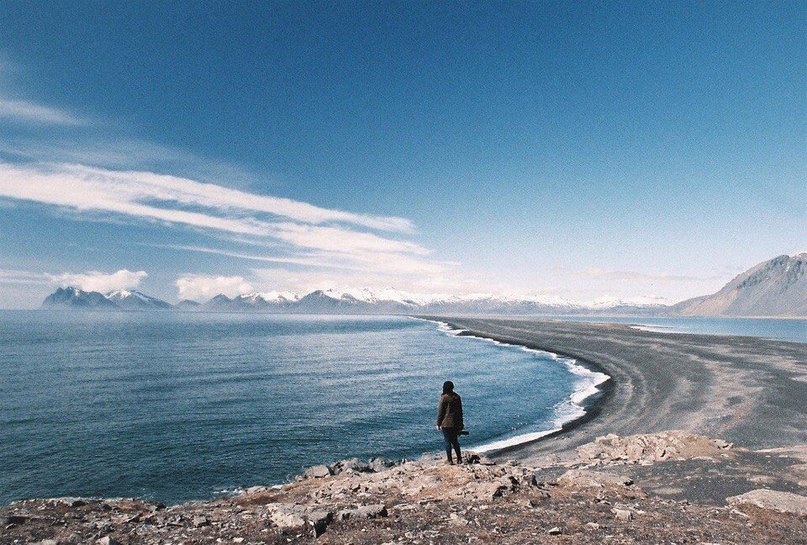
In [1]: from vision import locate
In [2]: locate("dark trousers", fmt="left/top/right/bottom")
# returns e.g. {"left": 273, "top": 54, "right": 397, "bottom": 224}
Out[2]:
{"left": 442, "top": 428, "right": 462, "bottom": 462}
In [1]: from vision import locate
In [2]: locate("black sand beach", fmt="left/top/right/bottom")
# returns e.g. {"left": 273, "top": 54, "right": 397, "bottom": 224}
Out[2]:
{"left": 429, "top": 317, "right": 807, "bottom": 464}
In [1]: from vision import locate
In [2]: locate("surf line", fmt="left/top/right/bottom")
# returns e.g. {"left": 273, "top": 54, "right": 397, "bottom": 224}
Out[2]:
{"left": 411, "top": 317, "right": 611, "bottom": 454}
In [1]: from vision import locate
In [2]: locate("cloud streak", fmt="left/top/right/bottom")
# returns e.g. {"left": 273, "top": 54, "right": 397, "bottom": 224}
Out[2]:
{"left": 0, "top": 98, "right": 85, "bottom": 125}
{"left": 60, "top": 163, "right": 413, "bottom": 233}
{"left": 0, "top": 269, "right": 52, "bottom": 285}
{"left": 0, "top": 161, "right": 421, "bottom": 248}
{"left": 564, "top": 268, "right": 722, "bottom": 282}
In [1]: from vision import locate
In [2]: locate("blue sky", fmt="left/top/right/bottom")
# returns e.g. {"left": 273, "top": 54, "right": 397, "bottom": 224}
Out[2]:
{"left": 0, "top": 1, "right": 804, "bottom": 307}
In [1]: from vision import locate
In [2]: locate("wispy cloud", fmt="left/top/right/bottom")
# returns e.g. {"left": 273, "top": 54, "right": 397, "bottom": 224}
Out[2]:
{"left": 48, "top": 269, "right": 148, "bottom": 292}
{"left": 563, "top": 268, "right": 722, "bottom": 282}
{"left": 0, "top": 269, "right": 52, "bottom": 285}
{"left": 175, "top": 274, "right": 253, "bottom": 300}
{"left": 64, "top": 163, "right": 414, "bottom": 233}
{"left": 149, "top": 243, "right": 452, "bottom": 276}
{"left": 0, "top": 161, "right": 416, "bottom": 236}
{"left": 0, "top": 98, "right": 85, "bottom": 125}
{"left": 0, "top": 138, "right": 261, "bottom": 188}
{"left": 0, "top": 160, "right": 445, "bottom": 286}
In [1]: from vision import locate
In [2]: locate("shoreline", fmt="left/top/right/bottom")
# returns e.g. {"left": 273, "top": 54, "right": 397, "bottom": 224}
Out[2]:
{"left": 452, "top": 323, "right": 616, "bottom": 457}
{"left": 419, "top": 317, "right": 613, "bottom": 455}
{"left": 419, "top": 316, "right": 807, "bottom": 464}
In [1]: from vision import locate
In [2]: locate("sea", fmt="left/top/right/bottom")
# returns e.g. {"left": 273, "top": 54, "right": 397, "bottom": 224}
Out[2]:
{"left": 0, "top": 312, "right": 803, "bottom": 506}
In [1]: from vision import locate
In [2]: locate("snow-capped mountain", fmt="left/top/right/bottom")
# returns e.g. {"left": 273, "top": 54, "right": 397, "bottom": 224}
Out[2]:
{"left": 106, "top": 289, "right": 172, "bottom": 310}
{"left": 42, "top": 287, "right": 119, "bottom": 309}
{"left": 42, "top": 287, "right": 171, "bottom": 310}
{"left": 41, "top": 254, "right": 805, "bottom": 316}
{"left": 40, "top": 285, "right": 673, "bottom": 315}
{"left": 672, "top": 253, "right": 807, "bottom": 317}
{"left": 188, "top": 288, "right": 665, "bottom": 315}
{"left": 200, "top": 292, "right": 299, "bottom": 312}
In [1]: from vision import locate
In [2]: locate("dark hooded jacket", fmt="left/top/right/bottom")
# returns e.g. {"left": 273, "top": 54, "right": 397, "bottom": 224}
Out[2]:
{"left": 436, "top": 392, "right": 463, "bottom": 430}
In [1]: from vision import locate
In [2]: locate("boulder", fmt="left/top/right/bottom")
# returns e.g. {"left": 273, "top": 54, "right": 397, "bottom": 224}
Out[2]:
{"left": 308, "top": 510, "right": 333, "bottom": 537}
{"left": 331, "top": 458, "right": 370, "bottom": 474}
{"left": 727, "top": 489, "right": 807, "bottom": 516}
{"left": 266, "top": 504, "right": 308, "bottom": 530}
{"left": 303, "top": 464, "right": 333, "bottom": 479}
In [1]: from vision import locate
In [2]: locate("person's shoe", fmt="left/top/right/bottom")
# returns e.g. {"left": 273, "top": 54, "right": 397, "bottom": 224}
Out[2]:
{"left": 445, "top": 459, "right": 454, "bottom": 465}
{"left": 456, "top": 458, "right": 463, "bottom": 465}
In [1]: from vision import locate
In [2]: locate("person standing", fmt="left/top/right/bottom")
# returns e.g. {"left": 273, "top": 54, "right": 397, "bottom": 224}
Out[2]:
{"left": 436, "top": 380, "right": 464, "bottom": 464}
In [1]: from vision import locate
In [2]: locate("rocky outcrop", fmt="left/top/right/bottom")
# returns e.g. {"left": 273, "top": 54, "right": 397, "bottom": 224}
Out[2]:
{"left": 727, "top": 489, "right": 807, "bottom": 516}
{"left": 2, "top": 433, "right": 805, "bottom": 544}
{"left": 575, "top": 430, "right": 733, "bottom": 465}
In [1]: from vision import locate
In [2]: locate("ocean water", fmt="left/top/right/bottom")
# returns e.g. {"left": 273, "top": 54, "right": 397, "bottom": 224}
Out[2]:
{"left": 561, "top": 316, "right": 807, "bottom": 344}
{"left": 0, "top": 312, "right": 605, "bottom": 505}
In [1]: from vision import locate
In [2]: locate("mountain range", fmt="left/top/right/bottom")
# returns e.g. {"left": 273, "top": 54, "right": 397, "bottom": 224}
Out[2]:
{"left": 41, "top": 253, "right": 807, "bottom": 317}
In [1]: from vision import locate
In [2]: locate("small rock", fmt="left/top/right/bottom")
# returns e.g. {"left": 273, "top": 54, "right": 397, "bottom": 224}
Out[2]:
{"left": 338, "top": 503, "right": 388, "bottom": 520}
{"left": 548, "top": 526, "right": 562, "bottom": 535}
{"left": 233, "top": 538, "right": 244, "bottom": 544}
{"left": 5, "top": 515, "right": 26, "bottom": 525}
{"left": 613, "top": 508, "right": 633, "bottom": 521}
{"left": 368, "top": 458, "right": 394, "bottom": 472}
{"left": 96, "top": 537, "right": 121, "bottom": 545}
{"left": 449, "top": 513, "right": 469, "bottom": 526}
{"left": 585, "top": 522, "right": 600, "bottom": 530}
{"left": 192, "top": 515, "right": 210, "bottom": 527}
{"left": 714, "top": 439, "right": 732, "bottom": 449}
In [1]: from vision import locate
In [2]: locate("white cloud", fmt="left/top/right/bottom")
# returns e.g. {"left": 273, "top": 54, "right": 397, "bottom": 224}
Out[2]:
{"left": 0, "top": 98, "right": 84, "bottom": 125}
{"left": 0, "top": 161, "right": 413, "bottom": 233}
{"left": 49, "top": 269, "right": 148, "bottom": 292}
{"left": 176, "top": 274, "right": 254, "bottom": 301}
{"left": 0, "top": 161, "right": 424, "bottom": 249}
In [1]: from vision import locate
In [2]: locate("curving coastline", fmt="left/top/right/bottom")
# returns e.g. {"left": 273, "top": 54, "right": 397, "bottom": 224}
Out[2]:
{"left": 421, "top": 318, "right": 612, "bottom": 454}
{"left": 420, "top": 316, "right": 807, "bottom": 465}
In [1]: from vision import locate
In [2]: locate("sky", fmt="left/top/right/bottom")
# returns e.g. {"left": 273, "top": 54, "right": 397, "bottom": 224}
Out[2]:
{"left": 0, "top": 1, "right": 804, "bottom": 308}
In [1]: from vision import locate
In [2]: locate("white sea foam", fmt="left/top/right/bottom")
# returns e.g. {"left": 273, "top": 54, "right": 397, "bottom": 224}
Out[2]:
{"left": 415, "top": 318, "right": 611, "bottom": 454}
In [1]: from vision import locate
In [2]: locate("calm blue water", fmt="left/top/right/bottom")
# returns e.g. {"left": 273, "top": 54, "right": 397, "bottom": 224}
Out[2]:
{"left": 0, "top": 312, "right": 596, "bottom": 505}
{"left": 561, "top": 316, "right": 807, "bottom": 343}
